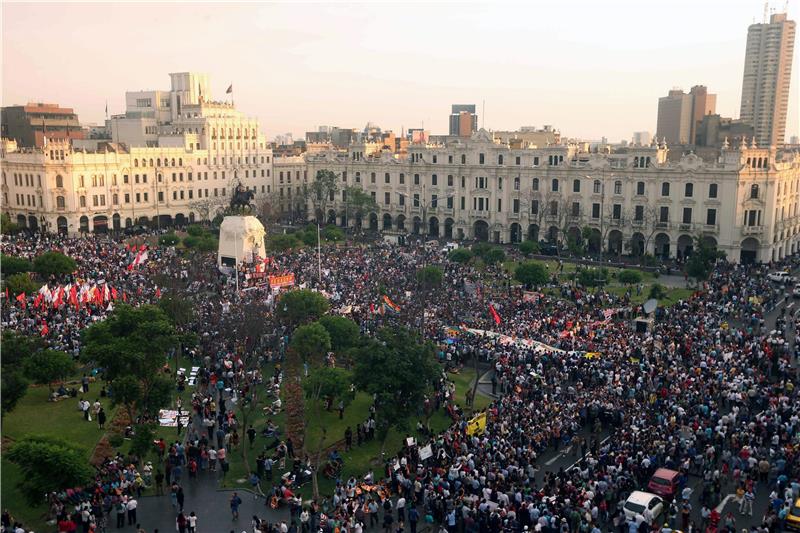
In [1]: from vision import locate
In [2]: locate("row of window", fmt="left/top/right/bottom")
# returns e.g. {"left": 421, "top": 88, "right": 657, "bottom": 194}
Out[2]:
{"left": 132, "top": 155, "right": 270, "bottom": 168}
{"left": 278, "top": 170, "right": 308, "bottom": 184}
{"left": 11, "top": 173, "right": 42, "bottom": 188}
{"left": 66, "top": 184, "right": 272, "bottom": 209}
{"left": 210, "top": 127, "right": 257, "bottom": 140}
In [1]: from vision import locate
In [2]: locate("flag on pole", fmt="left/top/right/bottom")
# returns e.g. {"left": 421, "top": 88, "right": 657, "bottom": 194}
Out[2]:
{"left": 488, "top": 303, "right": 501, "bottom": 326}
{"left": 226, "top": 84, "right": 233, "bottom": 94}
{"left": 40, "top": 323, "right": 49, "bottom": 337}
{"left": 155, "top": 287, "right": 162, "bottom": 299}
{"left": 382, "top": 295, "right": 401, "bottom": 313}
{"left": 16, "top": 292, "right": 26, "bottom": 309}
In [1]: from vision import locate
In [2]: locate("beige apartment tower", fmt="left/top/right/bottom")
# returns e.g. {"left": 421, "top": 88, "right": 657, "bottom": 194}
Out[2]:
{"left": 740, "top": 13, "right": 796, "bottom": 147}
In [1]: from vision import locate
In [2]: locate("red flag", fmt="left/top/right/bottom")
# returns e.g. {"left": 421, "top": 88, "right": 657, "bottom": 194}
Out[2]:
{"left": 4, "top": 287, "right": 8, "bottom": 299}
{"left": 15, "top": 292, "right": 26, "bottom": 309}
{"left": 111, "top": 287, "right": 118, "bottom": 300}
{"left": 94, "top": 287, "right": 104, "bottom": 305}
{"left": 40, "top": 323, "right": 49, "bottom": 337}
{"left": 33, "top": 294, "right": 43, "bottom": 308}
{"left": 488, "top": 304, "right": 501, "bottom": 326}
{"left": 137, "top": 286, "right": 143, "bottom": 296}
{"left": 155, "top": 287, "right": 161, "bottom": 299}
{"left": 139, "top": 244, "right": 146, "bottom": 251}
{"left": 369, "top": 303, "right": 375, "bottom": 314}
{"left": 69, "top": 285, "right": 78, "bottom": 307}
{"left": 122, "top": 292, "right": 128, "bottom": 303}
{"left": 124, "top": 243, "right": 130, "bottom": 251}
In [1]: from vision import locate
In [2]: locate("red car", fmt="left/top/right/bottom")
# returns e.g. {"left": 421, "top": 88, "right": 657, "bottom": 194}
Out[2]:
{"left": 647, "top": 468, "right": 680, "bottom": 499}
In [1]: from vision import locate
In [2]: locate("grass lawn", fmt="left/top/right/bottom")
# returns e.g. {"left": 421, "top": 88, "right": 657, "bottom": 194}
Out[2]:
{"left": 503, "top": 259, "right": 658, "bottom": 283}
{"left": 1, "top": 381, "right": 117, "bottom": 532}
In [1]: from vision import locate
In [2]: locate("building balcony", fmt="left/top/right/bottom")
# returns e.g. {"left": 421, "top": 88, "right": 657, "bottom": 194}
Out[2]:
{"left": 678, "top": 223, "right": 694, "bottom": 232}
{"left": 702, "top": 224, "right": 719, "bottom": 234}
{"left": 742, "top": 225, "right": 764, "bottom": 235}
{"left": 655, "top": 221, "right": 670, "bottom": 229}
{"left": 631, "top": 219, "right": 645, "bottom": 227}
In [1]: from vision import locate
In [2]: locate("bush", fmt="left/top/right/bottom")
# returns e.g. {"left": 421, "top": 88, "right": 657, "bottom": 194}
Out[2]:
{"left": 417, "top": 265, "right": 443, "bottom": 289}
{"left": 196, "top": 236, "right": 218, "bottom": 253}
{"left": 578, "top": 268, "right": 609, "bottom": 288}
{"left": 649, "top": 283, "right": 668, "bottom": 300}
{"left": 515, "top": 261, "right": 549, "bottom": 288}
{"left": 483, "top": 248, "right": 506, "bottom": 265}
{"left": 299, "top": 229, "right": 318, "bottom": 247}
{"left": 471, "top": 242, "right": 493, "bottom": 258}
{"left": 33, "top": 251, "right": 76, "bottom": 278}
{"left": 618, "top": 269, "right": 643, "bottom": 285}
{"left": 158, "top": 233, "right": 180, "bottom": 246}
{"left": 186, "top": 224, "right": 205, "bottom": 237}
{"left": 107, "top": 433, "right": 124, "bottom": 448}
{"left": 518, "top": 240, "right": 539, "bottom": 256}
{"left": 322, "top": 225, "right": 344, "bottom": 242}
{"left": 7, "top": 435, "right": 93, "bottom": 505}
{"left": 448, "top": 248, "right": 472, "bottom": 264}
{"left": 267, "top": 233, "right": 300, "bottom": 253}
{"left": 129, "top": 424, "right": 157, "bottom": 458}
{"left": 4, "top": 272, "right": 37, "bottom": 296}
{"left": 1, "top": 255, "right": 32, "bottom": 276}
{"left": 182, "top": 235, "right": 199, "bottom": 249}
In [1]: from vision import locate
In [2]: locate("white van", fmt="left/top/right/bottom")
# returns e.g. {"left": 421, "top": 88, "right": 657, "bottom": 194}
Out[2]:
{"left": 623, "top": 491, "right": 664, "bottom": 523}
{"left": 768, "top": 271, "right": 793, "bottom": 284}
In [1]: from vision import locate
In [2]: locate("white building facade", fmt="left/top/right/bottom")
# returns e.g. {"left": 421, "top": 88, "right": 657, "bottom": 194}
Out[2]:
{"left": 1, "top": 73, "right": 274, "bottom": 234}
{"left": 307, "top": 129, "right": 800, "bottom": 263}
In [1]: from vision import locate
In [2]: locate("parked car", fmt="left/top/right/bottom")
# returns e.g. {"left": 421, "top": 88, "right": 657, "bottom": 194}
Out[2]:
{"left": 623, "top": 491, "right": 664, "bottom": 523}
{"left": 793, "top": 284, "right": 800, "bottom": 298}
{"left": 647, "top": 468, "right": 680, "bottom": 499}
{"left": 768, "top": 271, "right": 794, "bottom": 283}
{"left": 787, "top": 497, "right": 800, "bottom": 531}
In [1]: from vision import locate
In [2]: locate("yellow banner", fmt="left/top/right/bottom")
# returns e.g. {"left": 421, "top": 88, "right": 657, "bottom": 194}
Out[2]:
{"left": 466, "top": 412, "right": 487, "bottom": 436}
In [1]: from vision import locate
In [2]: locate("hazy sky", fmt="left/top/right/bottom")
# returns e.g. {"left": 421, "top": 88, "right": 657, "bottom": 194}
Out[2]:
{"left": 2, "top": 1, "right": 799, "bottom": 142}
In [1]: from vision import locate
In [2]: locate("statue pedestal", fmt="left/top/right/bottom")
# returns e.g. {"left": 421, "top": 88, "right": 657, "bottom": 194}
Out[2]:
{"left": 217, "top": 216, "right": 266, "bottom": 269}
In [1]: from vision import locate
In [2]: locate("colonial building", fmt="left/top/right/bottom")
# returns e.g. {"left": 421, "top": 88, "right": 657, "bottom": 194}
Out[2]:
{"left": 307, "top": 129, "right": 800, "bottom": 263}
{"left": 1, "top": 73, "right": 274, "bottom": 234}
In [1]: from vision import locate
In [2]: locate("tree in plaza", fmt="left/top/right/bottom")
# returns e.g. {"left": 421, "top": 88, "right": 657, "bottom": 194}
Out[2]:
{"left": 33, "top": 251, "right": 77, "bottom": 278}
{"left": 0, "top": 254, "right": 33, "bottom": 276}
{"left": 515, "top": 261, "right": 549, "bottom": 289}
{"left": 0, "top": 332, "right": 42, "bottom": 414}
{"left": 618, "top": 269, "right": 643, "bottom": 285}
{"left": 309, "top": 169, "right": 339, "bottom": 221}
{"left": 0, "top": 212, "right": 20, "bottom": 234}
{"left": 483, "top": 247, "right": 506, "bottom": 265}
{"left": 342, "top": 185, "right": 377, "bottom": 229}
{"left": 448, "top": 248, "right": 472, "bottom": 264}
{"left": 3, "top": 272, "right": 37, "bottom": 296}
{"left": 7, "top": 435, "right": 93, "bottom": 505}
{"left": 417, "top": 265, "right": 443, "bottom": 290}
{"left": 290, "top": 323, "right": 332, "bottom": 363}
{"left": 276, "top": 289, "right": 330, "bottom": 327}
{"left": 518, "top": 240, "right": 539, "bottom": 257}
{"left": 686, "top": 235, "right": 726, "bottom": 282}
{"left": 353, "top": 326, "right": 440, "bottom": 455}
{"left": 322, "top": 225, "right": 344, "bottom": 242}
{"left": 317, "top": 315, "right": 360, "bottom": 353}
{"left": 82, "top": 304, "right": 179, "bottom": 423}
{"left": 23, "top": 350, "right": 74, "bottom": 393}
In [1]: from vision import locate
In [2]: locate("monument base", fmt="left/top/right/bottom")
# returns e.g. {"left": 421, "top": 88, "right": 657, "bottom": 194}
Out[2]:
{"left": 217, "top": 215, "right": 266, "bottom": 269}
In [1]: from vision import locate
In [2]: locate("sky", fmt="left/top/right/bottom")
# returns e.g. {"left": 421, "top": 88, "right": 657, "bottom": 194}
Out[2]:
{"left": 2, "top": 1, "right": 799, "bottom": 142}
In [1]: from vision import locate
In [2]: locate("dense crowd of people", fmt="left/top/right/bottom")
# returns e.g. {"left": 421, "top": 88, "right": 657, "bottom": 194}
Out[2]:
{"left": 2, "top": 229, "right": 799, "bottom": 533}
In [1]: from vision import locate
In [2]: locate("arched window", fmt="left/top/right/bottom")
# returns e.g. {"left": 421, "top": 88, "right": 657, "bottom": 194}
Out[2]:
{"left": 112, "top": 193, "right": 118, "bottom": 205}
{"left": 79, "top": 176, "right": 85, "bottom": 188}
{"left": 56, "top": 175, "right": 63, "bottom": 188}
{"left": 157, "top": 158, "right": 162, "bottom": 166}
{"left": 751, "top": 184, "right": 759, "bottom": 199}
{"left": 179, "top": 158, "right": 183, "bottom": 166}
{"left": 171, "top": 158, "right": 176, "bottom": 166}
{"left": 551, "top": 179, "right": 559, "bottom": 192}
{"left": 149, "top": 159, "right": 154, "bottom": 166}
{"left": 56, "top": 196, "right": 65, "bottom": 208}
{"left": 532, "top": 178, "right": 539, "bottom": 191}
{"left": 614, "top": 180, "right": 622, "bottom": 195}
{"left": 92, "top": 175, "right": 97, "bottom": 187}
{"left": 498, "top": 154, "right": 504, "bottom": 165}
{"left": 573, "top": 179, "right": 581, "bottom": 193}
{"left": 79, "top": 195, "right": 86, "bottom": 208}
{"left": 514, "top": 177, "right": 520, "bottom": 190}
{"left": 594, "top": 180, "right": 601, "bottom": 194}
{"left": 134, "top": 159, "right": 139, "bottom": 167}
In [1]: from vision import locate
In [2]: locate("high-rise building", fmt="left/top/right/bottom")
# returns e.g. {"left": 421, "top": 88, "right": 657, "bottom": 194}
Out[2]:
{"left": 739, "top": 12, "right": 796, "bottom": 147}
{"left": 449, "top": 104, "right": 477, "bottom": 136}
{"left": 656, "top": 89, "right": 694, "bottom": 144}
{"left": 1, "top": 102, "right": 85, "bottom": 148}
{"left": 689, "top": 85, "right": 716, "bottom": 143}
{"left": 632, "top": 131, "right": 652, "bottom": 146}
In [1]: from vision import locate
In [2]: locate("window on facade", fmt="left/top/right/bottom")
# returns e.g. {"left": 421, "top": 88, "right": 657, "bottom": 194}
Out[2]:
{"left": 612, "top": 204, "right": 621, "bottom": 219}
{"left": 385, "top": 173, "right": 390, "bottom": 184}
{"left": 432, "top": 174, "right": 437, "bottom": 186}
{"left": 706, "top": 209, "right": 716, "bottom": 225}
{"left": 592, "top": 203, "right": 600, "bottom": 218}
{"left": 573, "top": 179, "right": 581, "bottom": 193}
{"left": 370, "top": 172, "right": 376, "bottom": 184}
{"left": 636, "top": 181, "right": 645, "bottom": 195}
{"left": 571, "top": 202, "right": 580, "bottom": 217}
{"left": 399, "top": 173, "right": 404, "bottom": 184}
{"left": 750, "top": 184, "right": 759, "bottom": 199}
{"left": 593, "top": 180, "right": 601, "bottom": 194}
{"left": 659, "top": 206, "right": 669, "bottom": 222}
{"left": 399, "top": 194, "right": 405, "bottom": 206}
{"left": 682, "top": 207, "right": 692, "bottom": 224}
{"left": 661, "top": 183, "right": 670, "bottom": 196}
{"left": 515, "top": 156, "right": 521, "bottom": 165}
{"left": 461, "top": 154, "right": 466, "bottom": 164}
{"left": 498, "top": 155, "right": 504, "bottom": 165}
{"left": 112, "top": 193, "right": 118, "bottom": 205}
{"left": 513, "top": 199, "right": 520, "bottom": 213}
{"left": 56, "top": 175, "right": 63, "bottom": 188}
{"left": 551, "top": 179, "right": 559, "bottom": 192}
{"left": 532, "top": 178, "right": 539, "bottom": 191}
{"left": 79, "top": 196, "right": 86, "bottom": 208}
{"left": 549, "top": 200, "right": 558, "bottom": 216}
{"left": 634, "top": 205, "right": 644, "bottom": 221}
{"left": 708, "top": 183, "right": 718, "bottom": 199}
{"left": 531, "top": 200, "right": 539, "bottom": 215}
{"left": 432, "top": 195, "right": 438, "bottom": 208}
{"left": 413, "top": 194, "right": 420, "bottom": 207}
{"left": 56, "top": 196, "right": 65, "bottom": 208}
{"left": 614, "top": 181, "right": 622, "bottom": 195}
{"left": 384, "top": 192, "right": 390, "bottom": 205}
{"left": 414, "top": 174, "right": 420, "bottom": 185}
{"left": 685, "top": 183, "right": 694, "bottom": 197}
{"left": 124, "top": 193, "right": 130, "bottom": 203}
{"left": 79, "top": 176, "right": 85, "bottom": 188}
{"left": 533, "top": 156, "right": 540, "bottom": 166}
{"left": 479, "top": 153, "right": 485, "bottom": 165}
{"left": 448, "top": 175, "right": 454, "bottom": 187}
